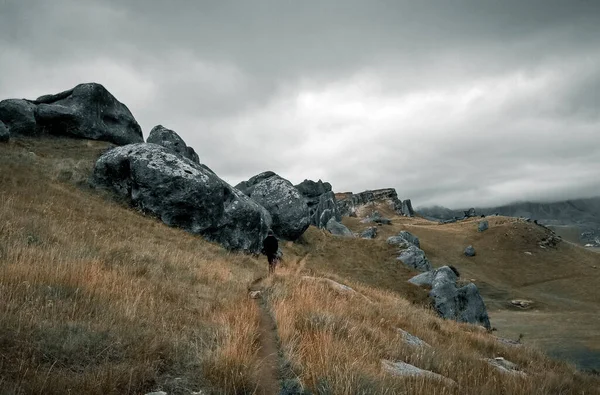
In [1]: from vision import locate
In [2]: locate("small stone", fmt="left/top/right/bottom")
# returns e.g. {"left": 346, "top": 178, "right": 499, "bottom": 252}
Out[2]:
{"left": 510, "top": 299, "right": 533, "bottom": 308}
{"left": 478, "top": 220, "right": 489, "bottom": 232}
{"left": 249, "top": 291, "right": 262, "bottom": 299}
{"left": 524, "top": 251, "right": 533, "bottom": 255}
{"left": 464, "top": 245, "right": 476, "bottom": 256}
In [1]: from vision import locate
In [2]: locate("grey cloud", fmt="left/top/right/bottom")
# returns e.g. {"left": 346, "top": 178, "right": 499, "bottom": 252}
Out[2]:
{"left": 1, "top": 0, "right": 599, "bottom": 209}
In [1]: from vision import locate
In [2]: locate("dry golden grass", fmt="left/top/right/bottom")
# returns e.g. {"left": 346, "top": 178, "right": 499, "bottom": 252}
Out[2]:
{"left": 1, "top": 138, "right": 599, "bottom": 394}
{"left": 0, "top": 138, "right": 267, "bottom": 394}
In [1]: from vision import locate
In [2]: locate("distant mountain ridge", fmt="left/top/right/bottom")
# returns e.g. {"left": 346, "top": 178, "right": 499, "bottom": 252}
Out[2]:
{"left": 417, "top": 197, "right": 600, "bottom": 246}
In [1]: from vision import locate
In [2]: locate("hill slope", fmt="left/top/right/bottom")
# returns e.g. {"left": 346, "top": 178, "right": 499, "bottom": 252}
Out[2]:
{"left": 1, "top": 137, "right": 599, "bottom": 394}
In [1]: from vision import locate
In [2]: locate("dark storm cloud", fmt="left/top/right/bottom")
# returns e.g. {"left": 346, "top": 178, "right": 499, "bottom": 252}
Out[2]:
{"left": 1, "top": 0, "right": 599, "bottom": 208}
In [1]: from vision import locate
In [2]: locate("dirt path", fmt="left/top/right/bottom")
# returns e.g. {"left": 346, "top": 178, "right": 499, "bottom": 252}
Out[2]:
{"left": 249, "top": 278, "right": 281, "bottom": 395}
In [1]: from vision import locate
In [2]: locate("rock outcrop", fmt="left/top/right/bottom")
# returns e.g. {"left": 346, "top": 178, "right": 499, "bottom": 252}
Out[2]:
{"left": 146, "top": 125, "right": 199, "bottom": 163}
{"left": 402, "top": 199, "right": 415, "bottom": 217}
{"left": 337, "top": 188, "right": 404, "bottom": 217}
{"left": 361, "top": 211, "right": 392, "bottom": 225}
{"left": 326, "top": 217, "right": 354, "bottom": 237}
{"left": 360, "top": 227, "right": 377, "bottom": 239}
{"left": 0, "top": 121, "right": 8, "bottom": 142}
{"left": 0, "top": 83, "right": 143, "bottom": 145}
{"left": 0, "top": 99, "right": 38, "bottom": 136}
{"left": 409, "top": 266, "right": 491, "bottom": 329}
{"left": 92, "top": 143, "right": 272, "bottom": 252}
{"left": 397, "top": 245, "right": 432, "bottom": 272}
{"left": 382, "top": 360, "right": 456, "bottom": 387}
{"left": 235, "top": 171, "right": 309, "bottom": 240}
{"left": 295, "top": 179, "right": 342, "bottom": 228}
{"left": 464, "top": 208, "right": 477, "bottom": 218}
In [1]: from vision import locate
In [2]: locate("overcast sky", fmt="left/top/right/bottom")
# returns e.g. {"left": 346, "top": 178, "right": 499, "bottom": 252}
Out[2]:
{"left": 1, "top": 0, "right": 599, "bottom": 208}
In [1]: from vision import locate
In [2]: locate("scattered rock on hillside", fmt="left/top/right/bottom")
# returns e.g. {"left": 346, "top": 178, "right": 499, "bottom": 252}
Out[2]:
{"left": 539, "top": 234, "right": 561, "bottom": 248}
{"left": 236, "top": 171, "right": 309, "bottom": 240}
{"left": 295, "top": 179, "right": 342, "bottom": 228}
{"left": 402, "top": 199, "right": 415, "bottom": 217}
{"left": 399, "top": 231, "right": 420, "bottom": 248}
{"left": 484, "top": 357, "right": 525, "bottom": 376}
{"left": 147, "top": 125, "right": 199, "bottom": 163}
{"left": 360, "top": 227, "right": 378, "bottom": 239}
{"left": 362, "top": 211, "right": 392, "bottom": 225}
{"left": 429, "top": 266, "right": 491, "bottom": 329}
{"left": 397, "top": 245, "right": 432, "bottom": 272}
{"left": 0, "top": 121, "right": 8, "bottom": 142}
{"left": 0, "top": 99, "right": 38, "bottom": 136}
{"left": 478, "top": 220, "right": 489, "bottom": 232}
{"left": 92, "top": 143, "right": 272, "bottom": 252}
{"left": 510, "top": 299, "right": 533, "bottom": 309}
{"left": 397, "top": 328, "right": 431, "bottom": 348}
{"left": 408, "top": 271, "right": 435, "bottom": 286}
{"left": 326, "top": 217, "right": 354, "bottom": 238}
{"left": 464, "top": 208, "right": 477, "bottom": 218}
{"left": 387, "top": 235, "right": 410, "bottom": 247}
{"left": 32, "top": 83, "right": 143, "bottom": 145}
{"left": 381, "top": 360, "right": 456, "bottom": 387}
{"left": 464, "top": 245, "right": 476, "bottom": 257}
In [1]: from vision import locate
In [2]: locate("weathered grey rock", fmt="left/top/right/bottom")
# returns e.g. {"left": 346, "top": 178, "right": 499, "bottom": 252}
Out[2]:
{"left": 387, "top": 235, "right": 410, "bottom": 247}
{"left": 0, "top": 99, "right": 38, "bottom": 136}
{"left": 402, "top": 199, "right": 415, "bottom": 217}
{"left": 398, "top": 231, "right": 420, "bottom": 248}
{"left": 408, "top": 271, "right": 435, "bottom": 286}
{"left": 337, "top": 188, "right": 403, "bottom": 217}
{"left": 397, "top": 328, "right": 431, "bottom": 348}
{"left": 326, "top": 217, "right": 354, "bottom": 237}
{"left": 360, "top": 227, "right": 377, "bottom": 239}
{"left": 397, "top": 245, "right": 432, "bottom": 272}
{"left": 31, "top": 83, "right": 143, "bottom": 145}
{"left": 295, "top": 179, "right": 342, "bottom": 228}
{"left": 381, "top": 360, "right": 456, "bottom": 387}
{"left": 484, "top": 357, "right": 525, "bottom": 376}
{"left": 464, "top": 245, "right": 476, "bottom": 256}
{"left": 147, "top": 125, "right": 199, "bottom": 163}
{"left": 236, "top": 171, "right": 309, "bottom": 240}
{"left": 430, "top": 266, "right": 491, "bottom": 329}
{"left": 464, "top": 208, "right": 477, "bottom": 218}
{"left": 478, "top": 220, "right": 489, "bottom": 232}
{"left": 0, "top": 121, "right": 8, "bottom": 142}
{"left": 92, "top": 143, "right": 272, "bottom": 252}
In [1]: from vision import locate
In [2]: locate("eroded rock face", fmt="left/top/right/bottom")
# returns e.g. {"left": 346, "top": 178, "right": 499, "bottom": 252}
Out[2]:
{"left": 236, "top": 171, "right": 309, "bottom": 240}
{"left": 92, "top": 143, "right": 272, "bottom": 252}
{"left": 295, "top": 179, "right": 342, "bottom": 228}
{"left": 397, "top": 245, "right": 432, "bottom": 272}
{"left": 0, "top": 83, "right": 143, "bottom": 145}
{"left": 0, "top": 99, "right": 38, "bottom": 136}
{"left": 326, "top": 217, "right": 354, "bottom": 237}
{"left": 147, "top": 125, "right": 199, "bottom": 163}
{"left": 0, "top": 121, "right": 8, "bottom": 142}
{"left": 337, "top": 188, "right": 404, "bottom": 217}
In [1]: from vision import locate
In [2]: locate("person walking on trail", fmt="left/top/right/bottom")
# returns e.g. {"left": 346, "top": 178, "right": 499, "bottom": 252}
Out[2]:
{"left": 262, "top": 230, "right": 279, "bottom": 275}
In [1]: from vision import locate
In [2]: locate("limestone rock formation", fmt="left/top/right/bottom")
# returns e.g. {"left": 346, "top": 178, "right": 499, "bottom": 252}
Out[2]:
{"left": 0, "top": 83, "right": 143, "bottom": 145}
{"left": 92, "top": 143, "right": 272, "bottom": 252}
{"left": 295, "top": 179, "right": 342, "bottom": 228}
{"left": 0, "top": 99, "right": 38, "bottom": 136}
{"left": 147, "top": 125, "right": 199, "bottom": 163}
{"left": 402, "top": 199, "right": 415, "bottom": 217}
{"left": 326, "top": 217, "right": 354, "bottom": 237}
{"left": 397, "top": 245, "right": 432, "bottom": 272}
{"left": 235, "top": 171, "right": 309, "bottom": 240}
{"left": 0, "top": 121, "right": 8, "bottom": 142}
{"left": 337, "top": 188, "right": 404, "bottom": 217}
{"left": 382, "top": 360, "right": 456, "bottom": 387}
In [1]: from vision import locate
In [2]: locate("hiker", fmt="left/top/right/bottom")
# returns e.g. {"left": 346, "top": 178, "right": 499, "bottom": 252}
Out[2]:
{"left": 262, "top": 230, "right": 279, "bottom": 275}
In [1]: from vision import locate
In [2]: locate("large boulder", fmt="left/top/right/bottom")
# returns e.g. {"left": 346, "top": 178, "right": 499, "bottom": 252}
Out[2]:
{"left": 0, "top": 99, "right": 38, "bottom": 136}
{"left": 428, "top": 266, "right": 491, "bottom": 329}
{"left": 402, "top": 199, "right": 415, "bottom": 217}
{"left": 0, "top": 121, "right": 8, "bottom": 142}
{"left": 146, "top": 125, "right": 199, "bottom": 163}
{"left": 295, "top": 179, "right": 342, "bottom": 228}
{"left": 235, "top": 171, "right": 309, "bottom": 240}
{"left": 32, "top": 83, "right": 143, "bottom": 145}
{"left": 326, "top": 217, "right": 354, "bottom": 237}
{"left": 91, "top": 143, "right": 272, "bottom": 252}
{"left": 398, "top": 231, "right": 420, "bottom": 248}
{"left": 397, "top": 245, "right": 432, "bottom": 272}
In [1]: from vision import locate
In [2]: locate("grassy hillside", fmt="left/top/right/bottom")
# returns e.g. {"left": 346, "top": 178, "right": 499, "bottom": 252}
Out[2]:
{"left": 1, "top": 137, "right": 599, "bottom": 394}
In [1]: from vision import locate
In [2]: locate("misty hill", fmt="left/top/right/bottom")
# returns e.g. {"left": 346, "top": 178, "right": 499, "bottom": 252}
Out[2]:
{"left": 418, "top": 198, "right": 600, "bottom": 246}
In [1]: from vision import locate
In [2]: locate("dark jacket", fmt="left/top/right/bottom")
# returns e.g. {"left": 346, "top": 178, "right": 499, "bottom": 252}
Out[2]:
{"left": 262, "top": 235, "right": 278, "bottom": 255}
